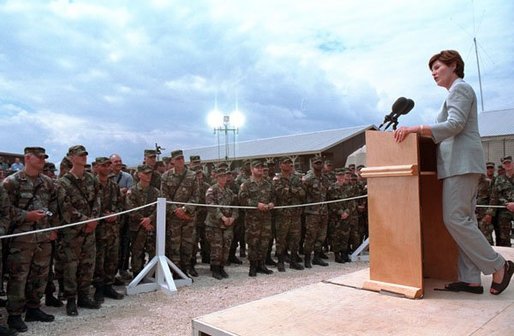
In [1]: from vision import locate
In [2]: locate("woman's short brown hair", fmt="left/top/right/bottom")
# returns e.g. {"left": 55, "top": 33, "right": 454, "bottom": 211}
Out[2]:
{"left": 428, "top": 50, "right": 465, "bottom": 78}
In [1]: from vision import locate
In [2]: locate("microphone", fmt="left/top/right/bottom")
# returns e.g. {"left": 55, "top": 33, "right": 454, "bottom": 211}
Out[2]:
{"left": 381, "top": 97, "right": 415, "bottom": 131}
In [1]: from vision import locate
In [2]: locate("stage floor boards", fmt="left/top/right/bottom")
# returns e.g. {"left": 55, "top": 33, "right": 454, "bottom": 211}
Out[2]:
{"left": 192, "top": 247, "right": 514, "bottom": 336}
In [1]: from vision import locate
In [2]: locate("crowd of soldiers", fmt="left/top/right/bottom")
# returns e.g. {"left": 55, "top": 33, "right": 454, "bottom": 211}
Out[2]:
{"left": 476, "top": 155, "right": 514, "bottom": 247}
{"left": 0, "top": 145, "right": 368, "bottom": 335}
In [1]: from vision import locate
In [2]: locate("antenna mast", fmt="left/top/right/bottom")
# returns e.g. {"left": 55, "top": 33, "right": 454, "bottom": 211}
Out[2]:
{"left": 473, "top": 37, "right": 485, "bottom": 112}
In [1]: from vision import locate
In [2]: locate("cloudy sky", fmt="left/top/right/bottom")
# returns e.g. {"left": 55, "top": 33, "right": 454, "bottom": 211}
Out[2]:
{"left": 1, "top": 0, "right": 513, "bottom": 166}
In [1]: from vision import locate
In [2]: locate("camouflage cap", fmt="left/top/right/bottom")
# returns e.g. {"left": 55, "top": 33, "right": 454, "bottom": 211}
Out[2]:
{"left": 171, "top": 149, "right": 184, "bottom": 159}
{"left": 190, "top": 155, "right": 201, "bottom": 163}
{"left": 68, "top": 145, "right": 88, "bottom": 156}
{"left": 162, "top": 156, "right": 170, "bottom": 164}
{"left": 137, "top": 164, "right": 153, "bottom": 173}
{"left": 502, "top": 155, "right": 512, "bottom": 163}
{"left": 24, "top": 147, "right": 49, "bottom": 159}
{"left": 217, "top": 162, "right": 229, "bottom": 169}
{"left": 251, "top": 159, "right": 264, "bottom": 168}
{"left": 334, "top": 168, "right": 346, "bottom": 175}
{"left": 266, "top": 159, "right": 275, "bottom": 166}
{"left": 144, "top": 149, "right": 157, "bottom": 157}
{"left": 357, "top": 164, "right": 366, "bottom": 170}
{"left": 279, "top": 156, "right": 293, "bottom": 164}
{"left": 311, "top": 155, "right": 323, "bottom": 163}
{"left": 95, "top": 157, "right": 111, "bottom": 165}
{"left": 348, "top": 163, "right": 356, "bottom": 169}
{"left": 215, "top": 167, "right": 228, "bottom": 175}
{"left": 43, "top": 162, "right": 57, "bottom": 171}
{"left": 60, "top": 156, "right": 73, "bottom": 169}
{"left": 486, "top": 162, "right": 495, "bottom": 168}
{"left": 324, "top": 160, "right": 333, "bottom": 165}
{"left": 243, "top": 159, "right": 251, "bottom": 166}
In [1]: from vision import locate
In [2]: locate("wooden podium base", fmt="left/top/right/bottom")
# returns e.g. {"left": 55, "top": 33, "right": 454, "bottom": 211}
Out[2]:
{"left": 362, "top": 280, "right": 423, "bottom": 299}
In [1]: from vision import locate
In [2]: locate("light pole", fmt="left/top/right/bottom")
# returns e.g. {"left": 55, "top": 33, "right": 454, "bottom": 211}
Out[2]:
{"left": 207, "top": 109, "right": 245, "bottom": 161}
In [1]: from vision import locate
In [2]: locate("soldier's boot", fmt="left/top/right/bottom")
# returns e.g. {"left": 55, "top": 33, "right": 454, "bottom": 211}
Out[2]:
{"left": 289, "top": 258, "right": 304, "bottom": 270}
{"left": 265, "top": 252, "right": 277, "bottom": 266}
{"left": 239, "top": 246, "right": 246, "bottom": 258}
{"left": 319, "top": 251, "right": 329, "bottom": 259}
{"left": 248, "top": 261, "right": 257, "bottom": 277}
{"left": 277, "top": 255, "right": 286, "bottom": 272}
{"left": 220, "top": 266, "right": 229, "bottom": 279}
{"left": 211, "top": 265, "right": 223, "bottom": 280}
{"left": 0, "top": 325, "right": 17, "bottom": 336}
{"left": 201, "top": 253, "right": 210, "bottom": 264}
{"left": 304, "top": 253, "right": 312, "bottom": 269}
{"left": 294, "top": 252, "right": 303, "bottom": 263}
{"left": 187, "top": 265, "right": 199, "bottom": 277}
{"left": 228, "top": 254, "right": 243, "bottom": 265}
{"left": 312, "top": 252, "right": 329, "bottom": 266}
{"left": 77, "top": 296, "right": 101, "bottom": 309}
{"left": 283, "top": 252, "right": 291, "bottom": 264}
{"left": 94, "top": 286, "right": 105, "bottom": 303}
{"left": 7, "top": 315, "right": 27, "bottom": 333}
{"left": 334, "top": 252, "right": 344, "bottom": 264}
{"left": 342, "top": 251, "right": 351, "bottom": 263}
{"left": 45, "top": 293, "right": 63, "bottom": 307}
{"left": 256, "top": 261, "right": 274, "bottom": 275}
{"left": 103, "top": 285, "right": 124, "bottom": 300}
{"left": 24, "top": 307, "right": 55, "bottom": 322}
{"left": 66, "top": 298, "right": 78, "bottom": 316}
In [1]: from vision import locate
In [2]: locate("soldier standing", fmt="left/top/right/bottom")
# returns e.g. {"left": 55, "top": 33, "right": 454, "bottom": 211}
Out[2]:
{"left": 143, "top": 149, "right": 161, "bottom": 190}
{"left": 239, "top": 159, "right": 275, "bottom": 277}
{"left": 3, "top": 147, "right": 58, "bottom": 332}
{"left": 328, "top": 168, "right": 353, "bottom": 263}
{"left": 272, "top": 157, "right": 305, "bottom": 272}
{"left": 126, "top": 165, "right": 160, "bottom": 277}
{"left": 93, "top": 157, "right": 124, "bottom": 303}
{"left": 57, "top": 145, "right": 101, "bottom": 316}
{"left": 228, "top": 160, "right": 251, "bottom": 264}
{"left": 476, "top": 171, "right": 493, "bottom": 245}
{"left": 302, "top": 156, "right": 330, "bottom": 268}
{"left": 160, "top": 150, "right": 199, "bottom": 277}
{"left": 205, "top": 167, "right": 238, "bottom": 280}
{"left": 0, "top": 184, "right": 16, "bottom": 336}
{"left": 190, "top": 156, "right": 211, "bottom": 265}
{"left": 484, "top": 156, "right": 513, "bottom": 247}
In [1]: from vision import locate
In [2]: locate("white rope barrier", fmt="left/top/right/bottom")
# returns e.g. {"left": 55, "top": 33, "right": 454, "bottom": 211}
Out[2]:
{"left": 0, "top": 201, "right": 157, "bottom": 240}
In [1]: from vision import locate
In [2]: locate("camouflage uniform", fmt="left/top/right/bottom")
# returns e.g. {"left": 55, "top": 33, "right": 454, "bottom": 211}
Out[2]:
{"left": 486, "top": 173, "right": 513, "bottom": 247}
{"left": 230, "top": 169, "right": 251, "bottom": 259}
{"left": 0, "top": 184, "right": 10, "bottom": 298}
{"left": 328, "top": 179, "right": 355, "bottom": 257}
{"left": 238, "top": 174, "right": 275, "bottom": 265}
{"left": 192, "top": 175, "right": 211, "bottom": 264}
{"left": 93, "top": 177, "right": 123, "bottom": 288}
{"left": 272, "top": 170, "right": 305, "bottom": 265}
{"left": 126, "top": 182, "right": 160, "bottom": 275}
{"left": 160, "top": 167, "right": 199, "bottom": 271}
{"left": 3, "top": 170, "right": 58, "bottom": 315}
{"left": 57, "top": 171, "right": 101, "bottom": 300}
{"left": 476, "top": 175, "right": 493, "bottom": 244}
{"left": 205, "top": 182, "right": 238, "bottom": 267}
{"left": 302, "top": 167, "right": 330, "bottom": 263}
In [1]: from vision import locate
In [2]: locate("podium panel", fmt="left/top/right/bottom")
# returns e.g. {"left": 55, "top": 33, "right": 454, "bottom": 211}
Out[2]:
{"left": 361, "top": 131, "right": 458, "bottom": 299}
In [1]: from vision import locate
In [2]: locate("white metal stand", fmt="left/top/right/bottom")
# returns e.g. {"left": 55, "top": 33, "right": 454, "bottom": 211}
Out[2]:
{"left": 350, "top": 237, "right": 369, "bottom": 262}
{"left": 126, "top": 198, "right": 192, "bottom": 295}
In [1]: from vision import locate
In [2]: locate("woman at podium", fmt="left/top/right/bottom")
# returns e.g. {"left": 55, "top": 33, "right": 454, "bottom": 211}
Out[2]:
{"left": 393, "top": 49, "right": 513, "bottom": 296}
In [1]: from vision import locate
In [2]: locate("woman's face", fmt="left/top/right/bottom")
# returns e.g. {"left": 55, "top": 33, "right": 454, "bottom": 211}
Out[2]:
{"left": 431, "top": 60, "right": 457, "bottom": 89}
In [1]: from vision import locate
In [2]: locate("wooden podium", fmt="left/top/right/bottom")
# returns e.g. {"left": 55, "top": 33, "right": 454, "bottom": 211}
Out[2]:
{"left": 360, "top": 131, "right": 458, "bottom": 299}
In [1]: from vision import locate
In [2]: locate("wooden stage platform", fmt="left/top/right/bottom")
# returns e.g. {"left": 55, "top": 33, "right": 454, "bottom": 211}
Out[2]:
{"left": 192, "top": 247, "right": 514, "bottom": 335}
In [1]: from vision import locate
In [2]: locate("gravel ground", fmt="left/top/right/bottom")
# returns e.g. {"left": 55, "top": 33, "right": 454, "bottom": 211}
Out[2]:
{"left": 2, "top": 255, "right": 367, "bottom": 336}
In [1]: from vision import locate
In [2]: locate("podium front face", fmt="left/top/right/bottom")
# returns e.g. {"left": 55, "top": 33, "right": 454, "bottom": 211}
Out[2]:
{"left": 361, "top": 131, "right": 457, "bottom": 299}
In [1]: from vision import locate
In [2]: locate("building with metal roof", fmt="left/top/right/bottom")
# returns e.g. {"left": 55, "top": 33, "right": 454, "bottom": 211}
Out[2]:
{"left": 184, "top": 124, "right": 376, "bottom": 172}
{"left": 479, "top": 109, "right": 514, "bottom": 165}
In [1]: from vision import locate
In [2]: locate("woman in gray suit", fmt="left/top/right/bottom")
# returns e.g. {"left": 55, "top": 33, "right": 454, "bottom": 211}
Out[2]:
{"left": 393, "top": 50, "right": 513, "bottom": 295}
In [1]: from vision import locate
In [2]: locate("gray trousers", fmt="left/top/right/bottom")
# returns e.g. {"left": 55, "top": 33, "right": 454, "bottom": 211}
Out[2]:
{"left": 442, "top": 173, "right": 505, "bottom": 283}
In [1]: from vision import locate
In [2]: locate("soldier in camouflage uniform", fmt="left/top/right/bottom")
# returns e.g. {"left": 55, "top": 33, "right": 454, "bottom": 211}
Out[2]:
{"left": 126, "top": 165, "right": 160, "bottom": 277}
{"left": 302, "top": 156, "right": 330, "bottom": 268}
{"left": 205, "top": 167, "right": 239, "bottom": 280}
{"left": 476, "top": 168, "right": 494, "bottom": 245}
{"left": 239, "top": 159, "right": 276, "bottom": 277}
{"left": 190, "top": 156, "right": 211, "bottom": 265}
{"left": 2, "top": 147, "right": 58, "bottom": 332}
{"left": 0, "top": 183, "right": 16, "bottom": 336}
{"left": 92, "top": 157, "right": 124, "bottom": 303}
{"left": 160, "top": 150, "right": 199, "bottom": 277}
{"left": 144, "top": 149, "right": 162, "bottom": 190}
{"left": 356, "top": 165, "right": 368, "bottom": 243}
{"left": 57, "top": 145, "right": 102, "bottom": 316}
{"left": 228, "top": 160, "right": 251, "bottom": 264}
{"left": 272, "top": 157, "right": 305, "bottom": 271}
{"left": 328, "top": 168, "right": 354, "bottom": 263}
{"left": 484, "top": 156, "right": 513, "bottom": 247}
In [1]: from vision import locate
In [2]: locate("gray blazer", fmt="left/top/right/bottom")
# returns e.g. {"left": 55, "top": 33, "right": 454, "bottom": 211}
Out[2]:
{"left": 431, "top": 78, "right": 485, "bottom": 179}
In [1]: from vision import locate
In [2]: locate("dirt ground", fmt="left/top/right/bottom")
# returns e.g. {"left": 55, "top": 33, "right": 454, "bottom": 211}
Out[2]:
{"left": 7, "top": 256, "right": 368, "bottom": 336}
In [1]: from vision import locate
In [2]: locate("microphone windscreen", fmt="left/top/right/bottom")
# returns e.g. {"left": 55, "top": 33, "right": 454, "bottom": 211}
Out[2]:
{"left": 391, "top": 97, "right": 407, "bottom": 115}
{"left": 401, "top": 99, "right": 415, "bottom": 115}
